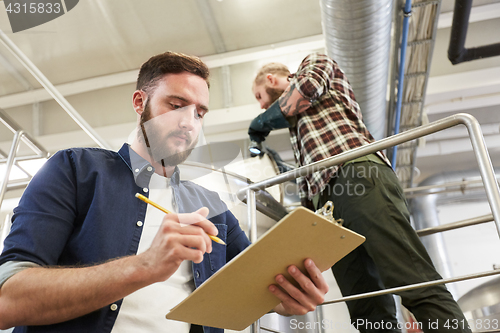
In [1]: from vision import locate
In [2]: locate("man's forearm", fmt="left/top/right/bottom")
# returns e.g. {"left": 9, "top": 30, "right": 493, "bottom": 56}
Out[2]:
{"left": 279, "top": 83, "right": 312, "bottom": 117}
{"left": 0, "top": 254, "right": 153, "bottom": 329}
{"left": 0, "top": 210, "right": 217, "bottom": 330}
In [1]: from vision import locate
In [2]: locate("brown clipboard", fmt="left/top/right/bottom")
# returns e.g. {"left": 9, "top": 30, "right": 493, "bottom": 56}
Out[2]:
{"left": 166, "top": 206, "right": 365, "bottom": 330}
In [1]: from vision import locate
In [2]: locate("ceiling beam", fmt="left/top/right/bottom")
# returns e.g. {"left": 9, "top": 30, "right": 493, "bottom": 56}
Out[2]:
{"left": 1, "top": 2, "right": 498, "bottom": 111}
{"left": 425, "top": 66, "right": 500, "bottom": 114}
{"left": 425, "top": 91, "right": 500, "bottom": 114}
{"left": 0, "top": 51, "right": 32, "bottom": 91}
{"left": 0, "top": 34, "right": 325, "bottom": 109}
{"left": 0, "top": 70, "right": 138, "bottom": 109}
{"left": 202, "top": 34, "right": 325, "bottom": 68}
{"left": 417, "top": 133, "right": 500, "bottom": 157}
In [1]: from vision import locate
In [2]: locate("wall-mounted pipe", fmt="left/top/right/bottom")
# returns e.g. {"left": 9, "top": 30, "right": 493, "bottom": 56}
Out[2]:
{"left": 391, "top": 0, "right": 413, "bottom": 168}
{"left": 448, "top": 0, "right": 500, "bottom": 64}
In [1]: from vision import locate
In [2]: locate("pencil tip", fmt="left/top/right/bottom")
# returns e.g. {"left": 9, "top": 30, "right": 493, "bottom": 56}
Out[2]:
{"left": 135, "top": 193, "right": 140, "bottom": 198}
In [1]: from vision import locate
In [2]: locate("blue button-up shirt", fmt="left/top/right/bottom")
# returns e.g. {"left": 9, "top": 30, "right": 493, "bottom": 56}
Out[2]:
{"left": 0, "top": 144, "right": 251, "bottom": 333}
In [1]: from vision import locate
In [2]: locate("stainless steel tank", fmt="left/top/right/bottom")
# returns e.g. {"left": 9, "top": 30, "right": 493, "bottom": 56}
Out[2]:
{"left": 458, "top": 276, "right": 500, "bottom": 332}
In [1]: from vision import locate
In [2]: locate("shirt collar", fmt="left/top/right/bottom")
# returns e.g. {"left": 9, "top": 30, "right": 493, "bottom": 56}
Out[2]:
{"left": 118, "top": 143, "right": 180, "bottom": 188}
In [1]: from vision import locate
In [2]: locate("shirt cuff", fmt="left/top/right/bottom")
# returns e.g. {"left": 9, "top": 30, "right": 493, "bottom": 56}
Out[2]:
{"left": 0, "top": 261, "right": 40, "bottom": 288}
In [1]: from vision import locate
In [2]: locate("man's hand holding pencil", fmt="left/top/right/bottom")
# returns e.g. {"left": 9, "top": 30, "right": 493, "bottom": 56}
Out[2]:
{"left": 137, "top": 202, "right": 219, "bottom": 283}
{"left": 136, "top": 193, "right": 225, "bottom": 245}
{"left": 135, "top": 194, "right": 329, "bottom": 318}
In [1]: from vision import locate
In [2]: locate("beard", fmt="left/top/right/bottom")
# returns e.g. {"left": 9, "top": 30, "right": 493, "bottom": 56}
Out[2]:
{"left": 138, "top": 100, "right": 198, "bottom": 166}
{"left": 266, "top": 86, "right": 285, "bottom": 105}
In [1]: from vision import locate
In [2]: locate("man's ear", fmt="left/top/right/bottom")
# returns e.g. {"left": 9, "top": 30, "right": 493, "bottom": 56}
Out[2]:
{"left": 266, "top": 73, "right": 278, "bottom": 87}
{"left": 132, "top": 90, "right": 147, "bottom": 115}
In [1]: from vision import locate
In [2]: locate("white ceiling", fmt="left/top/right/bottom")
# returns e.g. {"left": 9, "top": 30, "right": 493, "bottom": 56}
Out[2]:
{"left": 1, "top": 0, "right": 500, "bottom": 198}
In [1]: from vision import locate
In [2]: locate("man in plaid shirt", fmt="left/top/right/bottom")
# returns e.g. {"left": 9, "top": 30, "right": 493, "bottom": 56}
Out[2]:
{"left": 249, "top": 53, "right": 470, "bottom": 333}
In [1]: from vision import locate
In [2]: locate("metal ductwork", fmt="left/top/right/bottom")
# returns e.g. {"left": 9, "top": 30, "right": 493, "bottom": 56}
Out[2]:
{"left": 320, "top": 0, "right": 393, "bottom": 141}
{"left": 410, "top": 169, "right": 500, "bottom": 285}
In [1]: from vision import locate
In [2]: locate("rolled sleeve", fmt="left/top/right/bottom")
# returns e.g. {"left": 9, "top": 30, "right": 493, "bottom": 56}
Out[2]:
{"left": 0, "top": 261, "right": 40, "bottom": 288}
{"left": 288, "top": 53, "right": 336, "bottom": 102}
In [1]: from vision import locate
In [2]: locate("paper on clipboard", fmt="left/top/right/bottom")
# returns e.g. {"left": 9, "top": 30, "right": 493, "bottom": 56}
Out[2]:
{"left": 166, "top": 206, "right": 365, "bottom": 330}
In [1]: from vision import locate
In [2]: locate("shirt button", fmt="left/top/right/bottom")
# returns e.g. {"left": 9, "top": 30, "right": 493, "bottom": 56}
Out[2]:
{"left": 110, "top": 304, "right": 118, "bottom": 311}
{"left": 137, "top": 221, "right": 143, "bottom": 227}
{"left": 143, "top": 188, "right": 148, "bottom": 193}
{"left": 147, "top": 166, "right": 153, "bottom": 172}
{"left": 134, "top": 168, "right": 140, "bottom": 173}
{"left": 195, "top": 271, "right": 200, "bottom": 279}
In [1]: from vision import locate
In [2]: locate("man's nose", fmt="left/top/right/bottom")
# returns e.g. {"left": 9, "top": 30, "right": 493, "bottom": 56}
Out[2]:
{"left": 178, "top": 105, "right": 196, "bottom": 130}
{"left": 259, "top": 101, "right": 267, "bottom": 109}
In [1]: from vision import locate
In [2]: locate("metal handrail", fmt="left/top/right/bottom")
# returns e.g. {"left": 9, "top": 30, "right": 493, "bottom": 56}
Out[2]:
{"left": 0, "top": 109, "right": 48, "bottom": 159}
{"left": 260, "top": 268, "right": 500, "bottom": 333}
{"left": 0, "top": 131, "right": 24, "bottom": 211}
{"left": 404, "top": 179, "right": 486, "bottom": 193}
{"left": 403, "top": 177, "right": 500, "bottom": 199}
{"left": 239, "top": 113, "right": 500, "bottom": 331}
{"left": 322, "top": 269, "right": 500, "bottom": 305}
{"left": 416, "top": 214, "right": 494, "bottom": 237}
{"left": 238, "top": 113, "right": 500, "bottom": 237}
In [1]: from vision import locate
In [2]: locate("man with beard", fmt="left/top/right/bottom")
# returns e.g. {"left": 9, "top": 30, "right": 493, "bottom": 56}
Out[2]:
{"left": 249, "top": 53, "right": 471, "bottom": 333}
{"left": 0, "top": 52, "right": 329, "bottom": 333}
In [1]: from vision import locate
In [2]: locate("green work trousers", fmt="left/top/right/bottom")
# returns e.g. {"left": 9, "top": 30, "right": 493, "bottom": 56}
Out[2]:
{"left": 318, "top": 161, "right": 471, "bottom": 333}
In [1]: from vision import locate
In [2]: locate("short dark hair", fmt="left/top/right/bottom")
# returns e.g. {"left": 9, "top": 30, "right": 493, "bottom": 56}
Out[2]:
{"left": 136, "top": 51, "right": 210, "bottom": 94}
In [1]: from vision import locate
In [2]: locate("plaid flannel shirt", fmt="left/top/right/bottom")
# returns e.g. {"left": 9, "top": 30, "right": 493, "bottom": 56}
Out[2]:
{"left": 280, "top": 53, "right": 390, "bottom": 201}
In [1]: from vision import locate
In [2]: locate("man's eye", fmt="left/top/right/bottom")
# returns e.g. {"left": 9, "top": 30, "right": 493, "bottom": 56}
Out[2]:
{"left": 195, "top": 111, "right": 205, "bottom": 119}
{"left": 171, "top": 104, "right": 182, "bottom": 109}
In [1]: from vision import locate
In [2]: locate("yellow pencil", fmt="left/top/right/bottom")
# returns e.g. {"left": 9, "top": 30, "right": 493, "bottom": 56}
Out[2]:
{"left": 135, "top": 193, "right": 226, "bottom": 245}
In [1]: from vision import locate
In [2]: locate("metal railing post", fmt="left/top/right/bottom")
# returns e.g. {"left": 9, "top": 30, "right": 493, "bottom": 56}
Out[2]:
{"left": 247, "top": 188, "right": 258, "bottom": 243}
{"left": 246, "top": 188, "right": 260, "bottom": 332}
{"left": 250, "top": 320, "right": 261, "bottom": 333}
{"left": 0, "top": 109, "right": 48, "bottom": 159}
{"left": 460, "top": 114, "right": 500, "bottom": 237}
{"left": 0, "top": 130, "right": 24, "bottom": 211}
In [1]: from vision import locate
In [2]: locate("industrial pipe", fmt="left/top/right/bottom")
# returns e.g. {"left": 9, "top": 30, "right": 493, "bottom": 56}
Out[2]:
{"left": 391, "top": 0, "right": 412, "bottom": 168}
{"left": 0, "top": 131, "right": 23, "bottom": 211}
{"left": 448, "top": 0, "right": 500, "bottom": 64}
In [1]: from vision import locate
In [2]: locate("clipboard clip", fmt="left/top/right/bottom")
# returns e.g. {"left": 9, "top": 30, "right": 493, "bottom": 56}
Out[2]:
{"left": 315, "top": 201, "right": 344, "bottom": 226}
